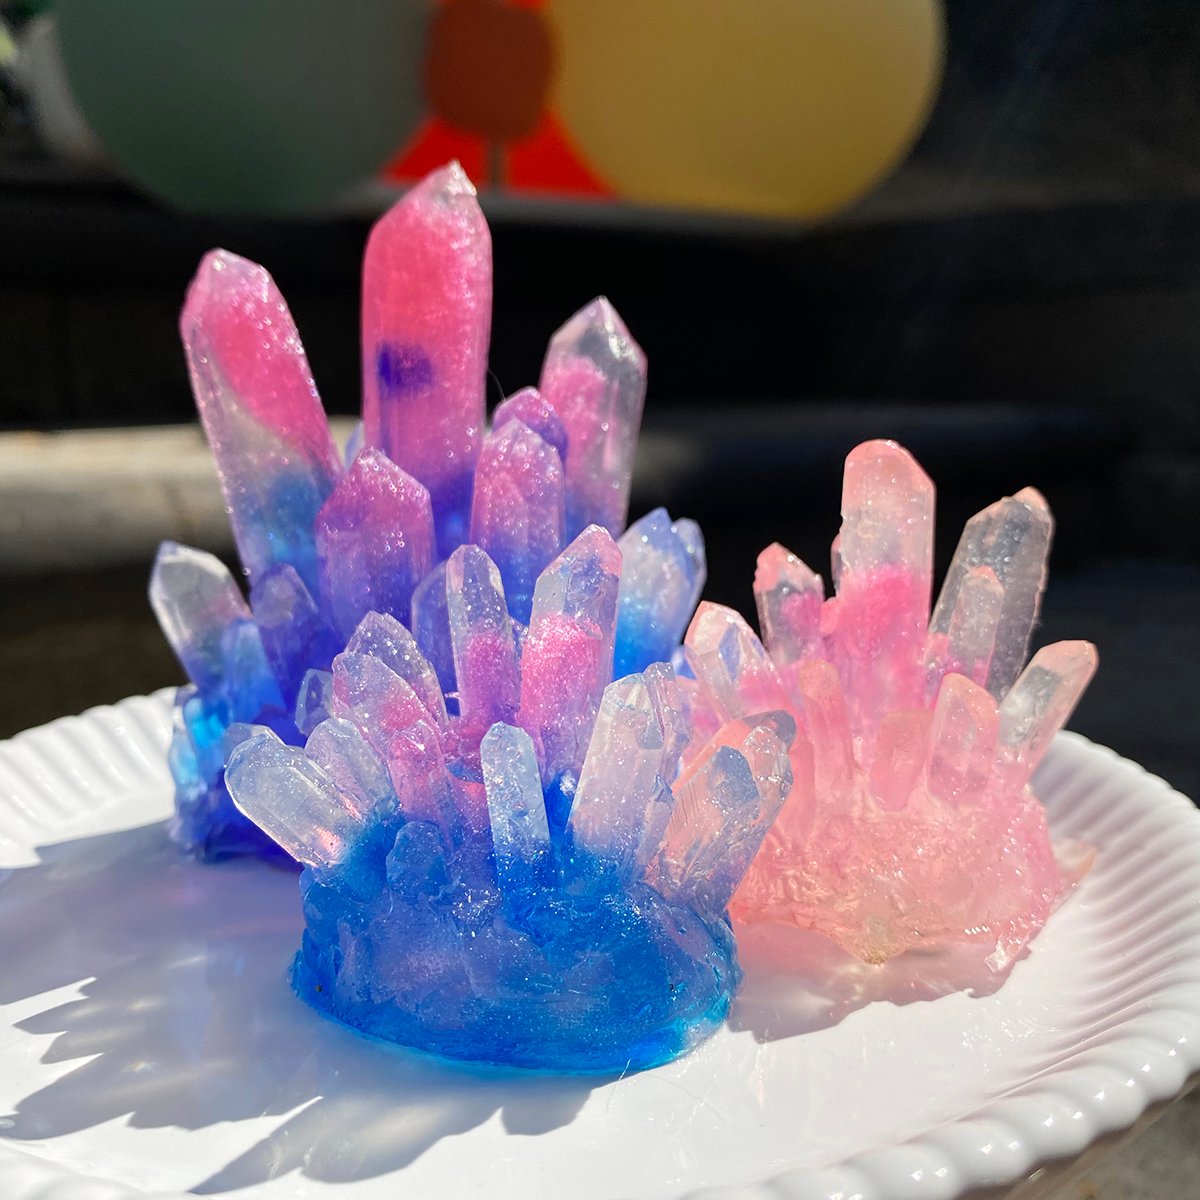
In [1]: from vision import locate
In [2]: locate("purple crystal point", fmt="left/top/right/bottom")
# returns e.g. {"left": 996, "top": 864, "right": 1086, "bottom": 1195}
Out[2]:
{"left": 150, "top": 540, "right": 250, "bottom": 694}
{"left": 362, "top": 162, "right": 491, "bottom": 554}
{"left": 540, "top": 297, "right": 646, "bottom": 539}
{"left": 614, "top": 508, "right": 707, "bottom": 677}
{"left": 181, "top": 250, "right": 340, "bottom": 594}
{"left": 447, "top": 545, "right": 521, "bottom": 734}
{"left": 468, "top": 420, "right": 566, "bottom": 625}
{"left": 315, "top": 448, "right": 435, "bottom": 638}
{"left": 519, "top": 525, "right": 622, "bottom": 784}
{"left": 249, "top": 564, "right": 339, "bottom": 703}
{"left": 492, "top": 385, "right": 568, "bottom": 462}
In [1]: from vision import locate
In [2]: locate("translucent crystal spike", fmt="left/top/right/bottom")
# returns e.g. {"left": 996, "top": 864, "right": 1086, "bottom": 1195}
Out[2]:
{"left": 226, "top": 730, "right": 364, "bottom": 869}
{"left": 150, "top": 540, "right": 250, "bottom": 694}
{"left": 930, "top": 488, "right": 1054, "bottom": 699}
{"left": 180, "top": 250, "right": 339, "bottom": 592}
{"left": 614, "top": 508, "right": 707, "bottom": 676}
{"left": 567, "top": 673, "right": 667, "bottom": 877}
{"left": 362, "top": 162, "right": 491, "bottom": 554}
{"left": 753, "top": 542, "right": 825, "bottom": 665}
{"left": 539, "top": 297, "right": 646, "bottom": 538}
{"left": 468, "top": 420, "right": 566, "bottom": 625}
{"left": 481, "top": 722, "right": 551, "bottom": 896}
{"left": 315, "top": 448, "right": 435, "bottom": 639}
{"left": 447, "top": 544, "right": 520, "bottom": 731}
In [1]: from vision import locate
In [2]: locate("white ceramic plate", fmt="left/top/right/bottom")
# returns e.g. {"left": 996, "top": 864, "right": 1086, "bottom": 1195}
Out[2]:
{"left": 1, "top": 692, "right": 1198, "bottom": 1200}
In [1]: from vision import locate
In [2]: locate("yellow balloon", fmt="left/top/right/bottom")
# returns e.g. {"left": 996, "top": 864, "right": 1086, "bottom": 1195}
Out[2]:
{"left": 548, "top": 0, "right": 944, "bottom": 220}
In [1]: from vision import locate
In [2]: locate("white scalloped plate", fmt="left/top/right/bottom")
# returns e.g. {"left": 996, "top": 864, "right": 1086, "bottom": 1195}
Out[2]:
{"left": 1, "top": 692, "right": 1198, "bottom": 1200}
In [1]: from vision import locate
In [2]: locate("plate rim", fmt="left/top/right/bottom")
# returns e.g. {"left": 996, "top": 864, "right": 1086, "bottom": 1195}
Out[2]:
{"left": 1, "top": 691, "right": 1199, "bottom": 1200}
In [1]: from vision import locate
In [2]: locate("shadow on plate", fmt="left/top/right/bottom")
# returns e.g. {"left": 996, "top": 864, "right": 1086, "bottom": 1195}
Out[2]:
{"left": 0, "top": 824, "right": 601, "bottom": 1193}
{"left": 730, "top": 919, "right": 1018, "bottom": 1043}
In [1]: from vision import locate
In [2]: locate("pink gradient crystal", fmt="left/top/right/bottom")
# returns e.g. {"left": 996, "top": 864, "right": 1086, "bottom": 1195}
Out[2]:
{"left": 716, "top": 440, "right": 1098, "bottom": 969}
{"left": 539, "top": 298, "right": 647, "bottom": 539}
{"left": 361, "top": 162, "right": 491, "bottom": 553}
{"left": 315, "top": 448, "right": 435, "bottom": 638}
{"left": 180, "top": 249, "right": 341, "bottom": 592}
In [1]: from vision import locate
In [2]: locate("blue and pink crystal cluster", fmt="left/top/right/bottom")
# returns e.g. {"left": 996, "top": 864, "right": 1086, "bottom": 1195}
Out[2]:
{"left": 150, "top": 163, "right": 793, "bottom": 1070}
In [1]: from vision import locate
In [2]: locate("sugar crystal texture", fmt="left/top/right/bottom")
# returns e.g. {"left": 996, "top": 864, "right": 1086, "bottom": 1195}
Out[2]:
{"left": 152, "top": 163, "right": 753, "bottom": 1072}
{"left": 227, "top": 554, "right": 780, "bottom": 1071}
{"left": 361, "top": 163, "right": 491, "bottom": 555}
{"left": 719, "top": 441, "right": 1098, "bottom": 970}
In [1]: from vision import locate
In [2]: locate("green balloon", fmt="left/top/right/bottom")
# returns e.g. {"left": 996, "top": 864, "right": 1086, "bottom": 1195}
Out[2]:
{"left": 56, "top": 0, "right": 431, "bottom": 213}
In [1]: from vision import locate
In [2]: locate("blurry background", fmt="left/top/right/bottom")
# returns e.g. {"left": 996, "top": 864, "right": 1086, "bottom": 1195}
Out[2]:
{"left": 1, "top": 2, "right": 1199, "bottom": 1193}
{"left": 0, "top": 2, "right": 1196, "bottom": 789}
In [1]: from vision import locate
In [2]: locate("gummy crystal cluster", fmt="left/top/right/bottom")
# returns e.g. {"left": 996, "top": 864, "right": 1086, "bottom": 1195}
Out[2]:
{"left": 223, "top": 530, "right": 793, "bottom": 1070}
{"left": 151, "top": 163, "right": 701, "bottom": 864}
{"left": 680, "top": 440, "right": 1097, "bottom": 970}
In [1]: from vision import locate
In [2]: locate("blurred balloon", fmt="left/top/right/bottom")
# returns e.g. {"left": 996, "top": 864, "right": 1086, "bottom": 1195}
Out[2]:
{"left": 54, "top": 0, "right": 432, "bottom": 214}
{"left": 425, "top": 0, "right": 553, "bottom": 144}
{"left": 547, "top": 0, "right": 944, "bottom": 220}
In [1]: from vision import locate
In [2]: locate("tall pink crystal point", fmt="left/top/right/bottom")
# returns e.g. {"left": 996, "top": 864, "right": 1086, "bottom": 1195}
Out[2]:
{"left": 361, "top": 162, "right": 492, "bottom": 554}
{"left": 794, "top": 660, "right": 856, "bottom": 806}
{"left": 447, "top": 544, "right": 521, "bottom": 734}
{"left": 927, "top": 674, "right": 1000, "bottom": 807}
{"left": 684, "top": 601, "right": 791, "bottom": 723}
{"left": 999, "top": 640, "right": 1098, "bottom": 788}
{"left": 930, "top": 488, "right": 1054, "bottom": 699}
{"left": 492, "top": 386, "right": 568, "bottom": 463}
{"left": 468, "top": 420, "right": 567, "bottom": 625}
{"left": 315, "top": 448, "right": 436, "bottom": 639}
{"left": 832, "top": 439, "right": 935, "bottom": 729}
{"left": 567, "top": 673, "right": 668, "bottom": 878}
{"left": 868, "top": 708, "right": 932, "bottom": 811}
{"left": 539, "top": 297, "right": 647, "bottom": 539}
{"left": 181, "top": 249, "right": 340, "bottom": 593}
{"left": 518, "top": 525, "right": 622, "bottom": 783}
{"left": 754, "top": 543, "right": 825, "bottom": 666}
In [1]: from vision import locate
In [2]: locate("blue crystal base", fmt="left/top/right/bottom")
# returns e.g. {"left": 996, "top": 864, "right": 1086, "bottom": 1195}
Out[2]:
{"left": 290, "top": 829, "right": 741, "bottom": 1073}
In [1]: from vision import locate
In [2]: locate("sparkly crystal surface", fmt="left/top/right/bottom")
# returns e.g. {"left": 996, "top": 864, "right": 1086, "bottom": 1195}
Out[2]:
{"left": 722, "top": 441, "right": 1098, "bottom": 969}
{"left": 226, "top": 550, "right": 777, "bottom": 1072}
{"left": 151, "top": 164, "right": 754, "bottom": 1072}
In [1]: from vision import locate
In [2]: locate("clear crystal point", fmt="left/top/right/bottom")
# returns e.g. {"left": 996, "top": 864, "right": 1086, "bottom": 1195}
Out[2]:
{"left": 998, "top": 640, "right": 1098, "bottom": 787}
{"left": 150, "top": 540, "right": 252, "bottom": 693}
{"left": 930, "top": 489, "right": 1054, "bottom": 699}
{"left": 539, "top": 296, "right": 646, "bottom": 539}
{"left": 615, "top": 508, "right": 707, "bottom": 676}
{"left": 684, "top": 601, "right": 790, "bottom": 723}
{"left": 754, "top": 542, "right": 825, "bottom": 665}
{"left": 481, "top": 722, "right": 551, "bottom": 896}
{"left": 567, "top": 673, "right": 667, "bottom": 877}
{"left": 226, "top": 730, "right": 364, "bottom": 869}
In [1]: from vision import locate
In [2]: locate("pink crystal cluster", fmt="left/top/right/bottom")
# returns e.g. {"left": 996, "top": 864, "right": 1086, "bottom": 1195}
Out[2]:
{"left": 676, "top": 440, "right": 1098, "bottom": 969}
{"left": 152, "top": 163, "right": 705, "bottom": 862}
